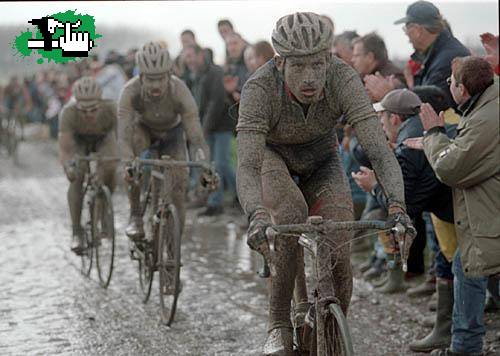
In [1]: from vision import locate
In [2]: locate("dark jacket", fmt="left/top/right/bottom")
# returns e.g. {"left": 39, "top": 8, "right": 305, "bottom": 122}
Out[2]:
{"left": 191, "top": 63, "right": 234, "bottom": 134}
{"left": 374, "top": 114, "right": 453, "bottom": 222}
{"left": 412, "top": 29, "right": 470, "bottom": 109}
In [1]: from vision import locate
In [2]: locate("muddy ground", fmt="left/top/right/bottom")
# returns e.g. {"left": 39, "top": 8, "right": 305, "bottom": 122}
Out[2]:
{"left": 0, "top": 136, "right": 498, "bottom": 355}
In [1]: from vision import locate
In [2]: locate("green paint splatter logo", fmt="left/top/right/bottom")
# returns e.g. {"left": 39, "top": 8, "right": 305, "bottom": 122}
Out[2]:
{"left": 13, "top": 10, "right": 101, "bottom": 64}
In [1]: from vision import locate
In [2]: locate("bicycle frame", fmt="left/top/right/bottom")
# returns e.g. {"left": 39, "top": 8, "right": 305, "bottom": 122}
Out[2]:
{"left": 265, "top": 217, "right": 402, "bottom": 355}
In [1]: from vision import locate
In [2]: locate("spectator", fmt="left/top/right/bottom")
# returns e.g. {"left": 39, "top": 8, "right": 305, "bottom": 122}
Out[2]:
{"left": 480, "top": 32, "right": 499, "bottom": 75}
{"left": 217, "top": 19, "right": 234, "bottom": 42}
{"left": 351, "top": 33, "right": 406, "bottom": 97}
{"left": 332, "top": 30, "right": 359, "bottom": 66}
{"left": 183, "top": 44, "right": 237, "bottom": 216}
{"left": 95, "top": 51, "right": 127, "bottom": 102}
{"left": 175, "top": 29, "right": 200, "bottom": 89}
{"left": 223, "top": 32, "right": 248, "bottom": 102}
{"left": 418, "top": 56, "right": 499, "bottom": 356}
{"left": 353, "top": 89, "right": 453, "bottom": 294}
{"left": 244, "top": 40, "right": 275, "bottom": 75}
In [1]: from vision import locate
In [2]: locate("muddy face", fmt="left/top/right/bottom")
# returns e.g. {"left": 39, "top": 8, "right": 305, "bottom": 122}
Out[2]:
{"left": 77, "top": 100, "right": 100, "bottom": 123}
{"left": 141, "top": 73, "right": 170, "bottom": 99}
{"left": 282, "top": 52, "right": 329, "bottom": 105}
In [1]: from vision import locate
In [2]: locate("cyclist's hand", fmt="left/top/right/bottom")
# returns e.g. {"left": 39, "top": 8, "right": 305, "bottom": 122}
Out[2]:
{"left": 388, "top": 208, "right": 417, "bottom": 271}
{"left": 64, "top": 159, "right": 77, "bottom": 182}
{"left": 247, "top": 208, "right": 272, "bottom": 254}
{"left": 123, "top": 164, "right": 135, "bottom": 183}
{"left": 199, "top": 167, "right": 219, "bottom": 192}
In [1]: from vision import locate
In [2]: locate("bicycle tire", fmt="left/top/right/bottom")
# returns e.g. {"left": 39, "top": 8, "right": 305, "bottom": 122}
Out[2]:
{"left": 95, "top": 186, "right": 115, "bottom": 288}
{"left": 138, "top": 174, "right": 157, "bottom": 303}
{"left": 158, "top": 203, "right": 181, "bottom": 326}
{"left": 80, "top": 192, "right": 93, "bottom": 277}
{"left": 326, "top": 303, "right": 354, "bottom": 356}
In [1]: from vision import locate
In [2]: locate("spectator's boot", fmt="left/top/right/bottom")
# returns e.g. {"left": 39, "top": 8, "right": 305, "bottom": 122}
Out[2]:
{"left": 263, "top": 327, "right": 294, "bottom": 356}
{"left": 419, "top": 314, "right": 435, "bottom": 328}
{"left": 430, "top": 348, "right": 484, "bottom": 356}
{"left": 409, "top": 279, "right": 453, "bottom": 352}
{"left": 363, "top": 257, "right": 385, "bottom": 281}
{"left": 359, "top": 254, "right": 375, "bottom": 273}
{"left": 125, "top": 186, "right": 144, "bottom": 240}
{"left": 375, "top": 264, "right": 407, "bottom": 294}
{"left": 407, "top": 275, "right": 436, "bottom": 297}
{"left": 71, "top": 225, "right": 85, "bottom": 255}
{"left": 428, "top": 291, "right": 438, "bottom": 311}
{"left": 198, "top": 205, "right": 224, "bottom": 217}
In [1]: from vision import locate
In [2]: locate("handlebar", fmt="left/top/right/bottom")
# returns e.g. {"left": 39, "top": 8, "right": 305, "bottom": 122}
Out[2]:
{"left": 256, "top": 216, "right": 408, "bottom": 278}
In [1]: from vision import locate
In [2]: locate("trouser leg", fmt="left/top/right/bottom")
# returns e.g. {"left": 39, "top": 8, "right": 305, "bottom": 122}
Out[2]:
{"left": 261, "top": 149, "right": 308, "bottom": 331}
{"left": 451, "top": 251, "right": 488, "bottom": 353}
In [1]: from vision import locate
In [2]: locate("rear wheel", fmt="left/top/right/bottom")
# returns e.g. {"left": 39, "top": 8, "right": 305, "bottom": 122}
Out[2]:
{"left": 94, "top": 186, "right": 115, "bottom": 288}
{"left": 158, "top": 203, "right": 181, "bottom": 326}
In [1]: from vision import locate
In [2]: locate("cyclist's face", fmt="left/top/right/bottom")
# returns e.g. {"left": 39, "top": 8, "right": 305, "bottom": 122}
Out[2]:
{"left": 77, "top": 100, "right": 100, "bottom": 121}
{"left": 142, "top": 73, "right": 169, "bottom": 99}
{"left": 282, "top": 51, "right": 329, "bottom": 105}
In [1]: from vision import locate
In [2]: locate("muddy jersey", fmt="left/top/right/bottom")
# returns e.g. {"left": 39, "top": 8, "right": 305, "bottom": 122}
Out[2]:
{"left": 117, "top": 75, "right": 206, "bottom": 158}
{"left": 59, "top": 99, "right": 116, "bottom": 139}
{"left": 237, "top": 56, "right": 405, "bottom": 215}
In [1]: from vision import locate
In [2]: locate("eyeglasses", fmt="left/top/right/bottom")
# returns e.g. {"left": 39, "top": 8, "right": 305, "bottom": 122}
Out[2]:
{"left": 446, "top": 77, "right": 452, "bottom": 86}
{"left": 403, "top": 23, "right": 416, "bottom": 34}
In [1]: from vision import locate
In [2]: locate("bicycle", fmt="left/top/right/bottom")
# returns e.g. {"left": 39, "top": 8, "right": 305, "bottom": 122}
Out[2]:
{"left": 263, "top": 216, "right": 406, "bottom": 356}
{"left": 74, "top": 154, "right": 118, "bottom": 288}
{"left": 126, "top": 154, "right": 217, "bottom": 326}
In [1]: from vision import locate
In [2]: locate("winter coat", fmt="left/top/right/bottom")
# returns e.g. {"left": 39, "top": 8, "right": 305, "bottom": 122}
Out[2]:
{"left": 374, "top": 114, "right": 454, "bottom": 222}
{"left": 412, "top": 29, "right": 470, "bottom": 109}
{"left": 191, "top": 63, "right": 234, "bottom": 134}
{"left": 423, "top": 81, "right": 500, "bottom": 277}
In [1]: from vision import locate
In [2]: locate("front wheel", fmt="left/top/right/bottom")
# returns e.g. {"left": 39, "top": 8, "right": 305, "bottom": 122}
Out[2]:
{"left": 325, "top": 303, "right": 354, "bottom": 356}
{"left": 94, "top": 186, "right": 115, "bottom": 288}
{"left": 80, "top": 193, "right": 94, "bottom": 277}
{"left": 158, "top": 203, "right": 182, "bottom": 326}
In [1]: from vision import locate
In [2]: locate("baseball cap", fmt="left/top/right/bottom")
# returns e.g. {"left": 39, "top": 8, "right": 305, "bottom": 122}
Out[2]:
{"left": 394, "top": 1, "right": 442, "bottom": 26}
{"left": 373, "top": 89, "right": 422, "bottom": 115}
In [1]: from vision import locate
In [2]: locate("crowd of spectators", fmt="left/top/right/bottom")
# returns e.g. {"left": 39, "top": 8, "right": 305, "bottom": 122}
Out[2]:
{"left": 1, "top": 1, "right": 499, "bottom": 353}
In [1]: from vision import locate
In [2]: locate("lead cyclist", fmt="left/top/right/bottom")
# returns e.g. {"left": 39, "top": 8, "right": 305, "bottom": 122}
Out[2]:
{"left": 236, "top": 12, "right": 416, "bottom": 355}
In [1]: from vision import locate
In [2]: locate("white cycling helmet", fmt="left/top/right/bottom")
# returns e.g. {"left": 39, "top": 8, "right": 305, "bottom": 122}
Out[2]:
{"left": 135, "top": 41, "right": 173, "bottom": 75}
{"left": 72, "top": 76, "right": 102, "bottom": 101}
{"left": 272, "top": 12, "right": 333, "bottom": 57}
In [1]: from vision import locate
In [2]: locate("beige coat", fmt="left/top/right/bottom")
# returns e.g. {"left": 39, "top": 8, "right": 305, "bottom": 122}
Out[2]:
{"left": 423, "top": 81, "right": 500, "bottom": 277}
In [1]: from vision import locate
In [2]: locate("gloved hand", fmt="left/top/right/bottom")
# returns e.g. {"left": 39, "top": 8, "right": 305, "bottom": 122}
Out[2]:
{"left": 199, "top": 167, "right": 219, "bottom": 192}
{"left": 388, "top": 206, "right": 417, "bottom": 271}
{"left": 247, "top": 208, "right": 273, "bottom": 255}
{"left": 123, "top": 163, "right": 135, "bottom": 183}
{"left": 64, "top": 159, "right": 77, "bottom": 182}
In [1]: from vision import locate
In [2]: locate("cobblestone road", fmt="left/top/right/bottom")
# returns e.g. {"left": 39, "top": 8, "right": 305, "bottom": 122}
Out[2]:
{"left": 0, "top": 140, "right": 498, "bottom": 356}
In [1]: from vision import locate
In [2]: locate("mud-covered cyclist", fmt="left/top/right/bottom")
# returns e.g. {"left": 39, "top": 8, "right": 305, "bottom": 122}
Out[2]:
{"left": 117, "top": 41, "right": 212, "bottom": 241}
{"left": 58, "top": 77, "right": 118, "bottom": 255}
{"left": 236, "top": 12, "right": 416, "bottom": 355}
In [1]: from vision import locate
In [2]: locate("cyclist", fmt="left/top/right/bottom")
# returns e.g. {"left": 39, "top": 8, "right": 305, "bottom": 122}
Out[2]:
{"left": 236, "top": 12, "right": 415, "bottom": 355}
{"left": 118, "top": 41, "right": 210, "bottom": 240}
{"left": 58, "top": 77, "right": 118, "bottom": 255}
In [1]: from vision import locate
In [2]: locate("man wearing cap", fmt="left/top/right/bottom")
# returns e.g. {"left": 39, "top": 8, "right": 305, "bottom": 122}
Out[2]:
{"left": 352, "top": 89, "right": 454, "bottom": 297}
{"left": 394, "top": 1, "right": 470, "bottom": 107}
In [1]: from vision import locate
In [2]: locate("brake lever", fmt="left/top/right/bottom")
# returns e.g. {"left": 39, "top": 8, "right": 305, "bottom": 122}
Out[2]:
{"left": 390, "top": 223, "right": 408, "bottom": 272}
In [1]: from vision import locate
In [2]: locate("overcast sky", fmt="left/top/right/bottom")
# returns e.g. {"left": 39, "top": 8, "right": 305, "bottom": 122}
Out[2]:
{"left": 1, "top": 0, "right": 498, "bottom": 64}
